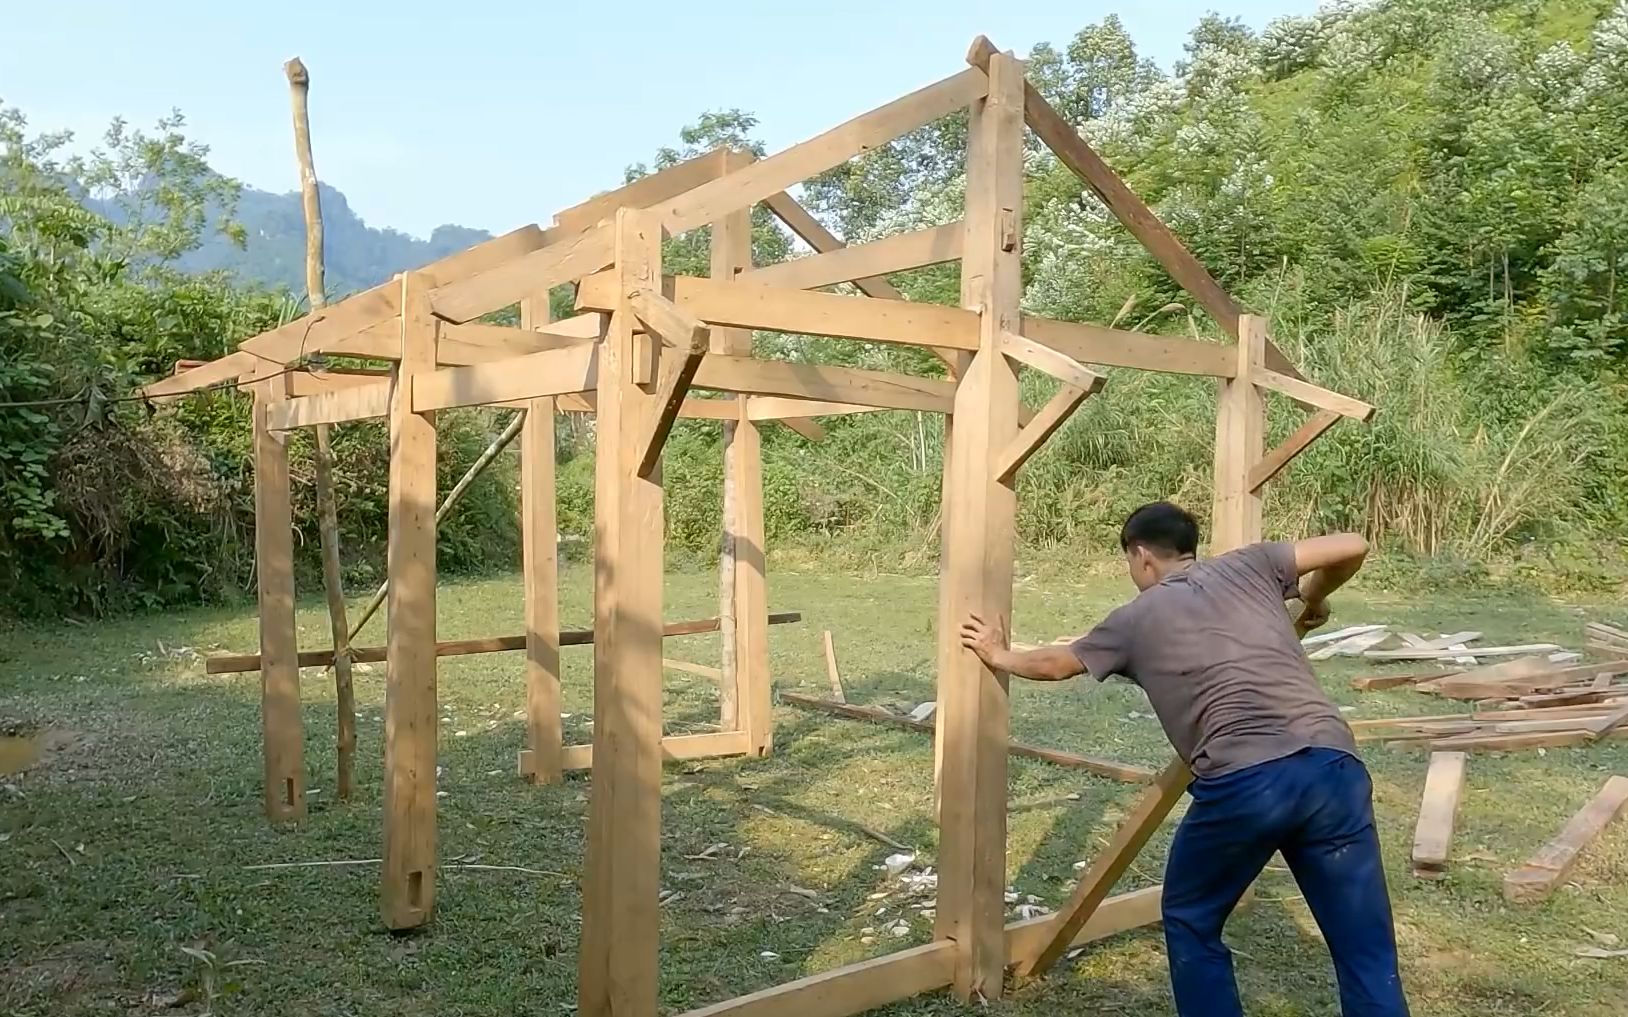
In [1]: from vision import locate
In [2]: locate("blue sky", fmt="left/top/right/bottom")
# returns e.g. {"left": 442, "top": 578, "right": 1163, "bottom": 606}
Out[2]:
{"left": 3, "top": 1, "right": 1319, "bottom": 239}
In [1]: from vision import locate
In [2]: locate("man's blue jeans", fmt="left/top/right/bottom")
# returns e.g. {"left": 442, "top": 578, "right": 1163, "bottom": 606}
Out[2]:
{"left": 1162, "top": 747, "right": 1409, "bottom": 1016}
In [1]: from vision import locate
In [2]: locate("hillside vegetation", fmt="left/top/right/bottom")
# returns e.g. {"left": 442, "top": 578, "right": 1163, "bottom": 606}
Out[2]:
{"left": 3, "top": 0, "right": 1628, "bottom": 616}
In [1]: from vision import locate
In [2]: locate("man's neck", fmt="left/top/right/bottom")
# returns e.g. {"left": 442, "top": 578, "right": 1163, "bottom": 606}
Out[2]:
{"left": 1153, "top": 555, "right": 1197, "bottom": 583}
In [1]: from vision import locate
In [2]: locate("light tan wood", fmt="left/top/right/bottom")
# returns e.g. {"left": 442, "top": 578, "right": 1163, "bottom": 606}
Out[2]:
{"left": 1253, "top": 368, "right": 1375, "bottom": 421}
{"left": 1000, "top": 329, "right": 1108, "bottom": 393}
{"left": 672, "top": 941, "right": 955, "bottom": 1017}
{"left": 731, "top": 399, "right": 772, "bottom": 756}
{"left": 286, "top": 370, "right": 388, "bottom": 396}
{"left": 381, "top": 272, "right": 439, "bottom": 931}
{"left": 313, "top": 424, "right": 357, "bottom": 803}
{"left": 1504, "top": 776, "right": 1628, "bottom": 902}
{"left": 711, "top": 156, "right": 753, "bottom": 736}
{"left": 1017, "top": 315, "right": 1236, "bottom": 378}
{"left": 141, "top": 350, "right": 257, "bottom": 400}
{"left": 520, "top": 296, "right": 562, "bottom": 785}
{"left": 637, "top": 345, "right": 708, "bottom": 478}
{"left": 578, "top": 209, "right": 667, "bottom": 1017}
{"left": 528, "top": 731, "right": 751, "bottom": 774}
{"left": 251, "top": 365, "right": 304, "bottom": 822}
{"left": 411, "top": 343, "right": 598, "bottom": 412}
{"left": 693, "top": 355, "right": 956, "bottom": 412}
{"left": 936, "top": 51, "right": 1024, "bottom": 1001}
{"left": 430, "top": 225, "right": 621, "bottom": 325}
{"left": 662, "top": 658, "right": 724, "bottom": 679}
{"left": 552, "top": 147, "right": 731, "bottom": 234}
{"left": 629, "top": 287, "right": 711, "bottom": 351}
{"left": 284, "top": 57, "right": 325, "bottom": 306}
{"left": 1411, "top": 751, "right": 1467, "bottom": 877}
{"left": 1003, "top": 885, "right": 1165, "bottom": 964}
{"left": 995, "top": 384, "right": 1093, "bottom": 484}
{"left": 265, "top": 380, "right": 391, "bottom": 430}
{"left": 322, "top": 318, "right": 597, "bottom": 366}
{"left": 744, "top": 397, "right": 884, "bottom": 421}
{"left": 1249, "top": 408, "right": 1341, "bottom": 492}
{"left": 241, "top": 225, "right": 548, "bottom": 363}
{"left": 746, "top": 223, "right": 963, "bottom": 291}
{"left": 762, "top": 191, "right": 905, "bottom": 299}
{"left": 1016, "top": 759, "right": 1193, "bottom": 977}
{"left": 822, "top": 630, "right": 846, "bottom": 703}
{"left": 1210, "top": 315, "right": 1268, "bottom": 553}
{"left": 577, "top": 272, "right": 979, "bottom": 350}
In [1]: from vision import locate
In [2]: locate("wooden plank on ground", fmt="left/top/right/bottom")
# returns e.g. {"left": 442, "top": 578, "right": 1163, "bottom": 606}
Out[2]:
{"left": 412, "top": 342, "right": 598, "bottom": 412}
{"left": 381, "top": 271, "right": 440, "bottom": 930}
{"left": 1248, "top": 409, "right": 1342, "bottom": 492}
{"left": 1014, "top": 760, "right": 1193, "bottom": 977}
{"left": 671, "top": 941, "right": 955, "bottom": 1017}
{"left": 577, "top": 272, "right": 979, "bottom": 350}
{"left": 543, "top": 732, "right": 752, "bottom": 774}
{"left": 692, "top": 355, "right": 956, "bottom": 413}
{"left": 1411, "top": 751, "right": 1467, "bottom": 878}
{"left": 1504, "top": 776, "right": 1628, "bottom": 903}
{"left": 1369, "top": 643, "right": 1561, "bottom": 662}
{"left": 1003, "top": 885, "right": 1164, "bottom": 964}
{"left": 265, "top": 380, "right": 391, "bottom": 430}
{"left": 745, "top": 223, "right": 963, "bottom": 292}
{"left": 1303, "top": 624, "right": 1386, "bottom": 647}
{"left": 1308, "top": 627, "right": 1391, "bottom": 661}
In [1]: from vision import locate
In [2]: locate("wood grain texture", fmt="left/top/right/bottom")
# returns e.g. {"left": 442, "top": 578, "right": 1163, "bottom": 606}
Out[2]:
{"left": 265, "top": 380, "right": 391, "bottom": 430}
{"left": 1411, "top": 751, "right": 1467, "bottom": 877}
{"left": 672, "top": 942, "right": 955, "bottom": 1017}
{"left": 251, "top": 366, "right": 304, "bottom": 822}
{"left": 1504, "top": 776, "right": 1628, "bottom": 902}
{"left": 1017, "top": 315, "right": 1233, "bottom": 377}
{"left": 520, "top": 296, "right": 562, "bottom": 785}
{"left": 1210, "top": 314, "right": 1267, "bottom": 553}
{"left": 730, "top": 400, "right": 772, "bottom": 756}
{"left": 692, "top": 355, "right": 956, "bottom": 412}
{"left": 411, "top": 343, "right": 598, "bottom": 412}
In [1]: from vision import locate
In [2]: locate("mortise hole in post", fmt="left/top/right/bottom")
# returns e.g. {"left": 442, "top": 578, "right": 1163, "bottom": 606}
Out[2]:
{"left": 408, "top": 870, "right": 424, "bottom": 910}
{"left": 284, "top": 778, "right": 296, "bottom": 807}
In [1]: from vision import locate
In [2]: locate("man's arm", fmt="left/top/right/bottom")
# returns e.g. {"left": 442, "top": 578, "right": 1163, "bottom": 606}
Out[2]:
{"left": 1289, "top": 533, "right": 1369, "bottom": 634}
{"left": 958, "top": 612, "right": 1084, "bottom": 681}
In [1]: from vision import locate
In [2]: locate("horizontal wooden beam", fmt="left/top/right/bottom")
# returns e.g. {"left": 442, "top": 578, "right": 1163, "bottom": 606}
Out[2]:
{"left": 780, "top": 693, "right": 1154, "bottom": 783}
{"left": 1248, "top": 409, "right": 1341, "bottom": 492}
{"left": 762, "top": 192, "right": 905, "bottom": 298}
{"left": 578, "top": 273, "right": 979, "bottom": 351}
{"left": 630, "top": 289, "right": 710, "bottom": 351}
{"left": 745, "top": 397, "right": 888, "bottom": 421}
{"left": 672, "top": 941, "right": 955, "bottom": 1017}
{"left": 204, "top": 611, "right": 804, "bottom": 674}
{"left": 1003, "top": 885, "right": 1164, "bottom": 964}
{"left": 265, "top": 379, "right": 392, "bottom": 431}
{"left": 412, "top": 343, "right": 598, "bottom": 412}
{"left": 693, "top": 356, "right": 957, "bottom": 414}
{"left": 529, "top": 731, "right": 750, "bottom": 775}
{"left": 1000, "top": 330, "right": 1106, "bottom": 393}
{"left": 1252, "top": 368, "right": 1374, "bottom": 422}
{"left": 286, "top": 370, "right": 389, "bottom": 397}
{"left": 240, "top": 225, "right": 550, "bottom": 363}
{"left": 995, "top": 384, "right": 1094, "bottom": 485}
{"left": 746, "top": 223, "right": 963, "bottom": 292}
{"left": 552, "top": 147, "right": 732, "bottom": 235}
{"left": 141, "top": 351, "right": 257, "bottom": 401}
{"left": 1018, "top": 315, "right": 1235, "bottom": 377}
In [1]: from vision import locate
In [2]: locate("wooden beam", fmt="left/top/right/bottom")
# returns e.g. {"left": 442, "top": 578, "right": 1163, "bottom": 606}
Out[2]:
{"left": 671, "top": 941, "right": 955, "bottom": 1017}
{"left": 1411, "top": 751, "right": 1467, "bottom": 878}
{"left": 630, "top": 288, "right": 711, "bottom": 351}
{"left": 1253, "top": 368, "right": 1375, "bottom": 422}
{"left": 1017, "top": 315, "right": 1235, "bottom": 377}
{"left": 712, "top": 151, "right": 753, "bottom": 739}
{"left": 1004, "top": 885, "right": 1164, "bottom": 964}
{"left": 746, "top": 223, "right": 963, "bottom": 292}
{"left": 730, "top": 400, "right": 772, "bottom": 757}
{"left": 763, "top": 192, "right": 904, "bottom": 299}
{"left": 745, "top": 397, "right": 886, "bottom": 421}
{"left": 381, "top": 271, "right": 440, "bottom": 931}
{"left": 693, "top": 355, "right": 956, "bottom": 413}
{"left": 430, "top": 225, "right": 623, "bottom": 325}
{"left": 1504, "top": 776, "right": 1628, "bottom": 903}
{"left": 578, "top": 208, "right": 667, "bottom": 1017}
{"left": 553, "top": 147, "right": 731, "bottom": 234}
{"left": 637, "top": 347, "right": 708, "bottom": 479}
{"left": 936, "top": 51, "right": 1024, "bottom": 1001}
{"left": 520, "top": 296, "right": 562, "bottom": 786}
{"left": 966, "top": 36, "right": 1306, "bottom": 382}
{"left": 780, "top": 693, "right": 1154, "bottom": 783}
{"left": 265, "top": 380, "right": 391, "bottom": 430}
{"left": 205, "top": 612, "right": 805, "bottom": 673}
{"left": 578, "top": 272, "right": 979, "bottom": 350}
{"left": 1248, "top": 409, "right": 1341, "bottom": 493}
{"left": 240, "top": 225, "right": 549, "bottom": 363}
{"left": 522, "top": 731, "right": 752, "bottom": 775}
{"left": 1015, "top": 759, "right": 1193, "bottom": 977}
{"left": 411, "top": 343, "right": 598, "bottom": 412}
{"left": 995, "top": 384, "right": 1093, "bottom": 485}
{"left": 286, "top": 370, "right": 388, "bottom": 397}
{"left": 778, "top": 417, "right": 826, "bottom": 441}
{"left": 142, "top": 350, "right": 257, "bottom": 400}
{"left": 822, "top": 631, "right": 847, "bottom": 703}
{"left": 999, "top": 330, "right": 1107, "bottom": 393}
{"left": 250, "top": 365, "right": 304, "bottom": 822}
{"left": 1210, "top": 315, "right": 1268, "bottom": 553}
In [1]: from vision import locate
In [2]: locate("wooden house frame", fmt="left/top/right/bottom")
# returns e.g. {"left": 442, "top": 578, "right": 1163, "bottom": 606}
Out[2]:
{"left": 143, "top": 36, "right": 1373, "bottom": 1016}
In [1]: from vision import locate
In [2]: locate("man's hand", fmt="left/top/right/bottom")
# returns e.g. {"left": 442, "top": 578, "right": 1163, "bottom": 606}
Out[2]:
{"left": 1294, "top": 597, "right": 1331, "bottom": 639}
{"left": 959, "top": 611, "right": 1008, "bottom": 670}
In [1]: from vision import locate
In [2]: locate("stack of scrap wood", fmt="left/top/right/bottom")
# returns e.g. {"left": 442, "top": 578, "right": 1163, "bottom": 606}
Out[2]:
{"left": 1586, "top": 620, "right": 1628, "bottom": 656}
{"left": 1353, "top": 679, "right": 1628, "bottom": 752}
{"left": 1309, "top": 625, "right": 1578, "bottom": 678}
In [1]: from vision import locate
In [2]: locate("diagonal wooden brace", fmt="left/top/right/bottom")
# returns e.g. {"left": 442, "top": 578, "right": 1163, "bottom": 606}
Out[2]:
{"left": 1252, "top": 368, "right": 1374, "bottom": 422}
{"left": 1000, "top": 329, "right": 1107, "bottom": 392}
{"left": 1014, "top": 759, "right": 1192, "bottom": 978}
{"left": 994, "top": 381, "right": 1102, "bottom": 485}
{"left": 637, "top": 348, "right": 708, "bottom": 478}
{"left": 1248, "top": 408, "right": 1341, "bottom": 493}
{"left": 630, "top": 288, "right": 711, "bottom": 353}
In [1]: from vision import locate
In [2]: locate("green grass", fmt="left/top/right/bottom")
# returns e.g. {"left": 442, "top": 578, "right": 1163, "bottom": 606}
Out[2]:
{"left": 3, "top": 566, "right": 1628, "bottom": 1015}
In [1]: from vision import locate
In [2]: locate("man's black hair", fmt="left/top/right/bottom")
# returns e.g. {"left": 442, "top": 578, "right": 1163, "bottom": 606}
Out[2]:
{"left": 1119, "top": 501, "right": 1200, "bottom": 558}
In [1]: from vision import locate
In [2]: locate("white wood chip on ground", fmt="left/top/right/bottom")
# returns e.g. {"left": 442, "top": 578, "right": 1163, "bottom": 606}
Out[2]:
{"left": 1309, "top": 628, "right": 1393, "bottom": 661}
{"left": 1302, "top": 624, "right": 1385, "bottom": 647}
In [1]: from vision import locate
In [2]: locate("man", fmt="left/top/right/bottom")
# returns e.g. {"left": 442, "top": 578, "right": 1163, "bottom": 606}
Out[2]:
{"left": 959, "top": 501, "right": 1408, "bottom": 1017}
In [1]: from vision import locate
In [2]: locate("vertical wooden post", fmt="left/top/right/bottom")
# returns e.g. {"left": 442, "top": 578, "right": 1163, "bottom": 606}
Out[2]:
{"left": 713, "top": 148, "right": 754, "bottom": 734}
{"left": 520, "top": 293, "right": 562, "bottom": 783}
{"left": 252, "top": 365, "right": 305, "bottom": 822}
{"left": 1211, "top": 313, "right": 1267, "bottom": 553}
{"left": 381, "top": 272, "right": 439, "bottom": 930}
{"left": 578, "top": 208, "right": 666, "bottom": 1017}
{"left": 933, "top": 49, "right": 1024, "bottom": 1001}
{"left": 731, "top": 400, "right": 772, "bottom": 756}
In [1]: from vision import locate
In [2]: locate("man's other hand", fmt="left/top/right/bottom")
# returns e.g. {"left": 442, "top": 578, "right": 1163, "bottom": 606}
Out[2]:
{"left": 1295, "top": 597, "right": 1331, "bottom": 638}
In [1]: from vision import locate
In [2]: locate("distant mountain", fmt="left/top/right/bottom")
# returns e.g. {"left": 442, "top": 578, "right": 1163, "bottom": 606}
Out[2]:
{"left": 176, "top": 181, "right": 490, "bottom": 299}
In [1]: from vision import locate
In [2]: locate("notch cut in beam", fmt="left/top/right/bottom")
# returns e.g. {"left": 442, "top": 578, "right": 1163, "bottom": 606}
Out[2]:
{"left": 1248, "top": 409, "right": 1342, "bottom": 492}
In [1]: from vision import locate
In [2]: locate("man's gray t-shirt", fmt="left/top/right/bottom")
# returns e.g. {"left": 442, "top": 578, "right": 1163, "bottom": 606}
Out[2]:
{"left": 1068, "top": 541, "right": 1357, "bottom": 779}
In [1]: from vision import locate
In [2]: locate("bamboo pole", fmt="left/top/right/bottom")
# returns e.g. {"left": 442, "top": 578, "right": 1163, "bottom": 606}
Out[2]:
{"left": 346, "top": 411, "right": 526, "bottom": 640}
{"left": 285, "top": 55, "right": 356, "bottom": 801}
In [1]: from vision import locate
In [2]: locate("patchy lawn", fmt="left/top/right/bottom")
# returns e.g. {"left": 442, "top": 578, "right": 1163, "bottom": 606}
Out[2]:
{"left": 2, "top": 566, "right": 1628, "bottom": 1015}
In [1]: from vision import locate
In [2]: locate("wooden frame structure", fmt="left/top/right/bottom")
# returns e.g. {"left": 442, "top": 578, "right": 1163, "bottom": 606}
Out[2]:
{"left": 144, "top": 35, "right": 1374, "bottom": 1015}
